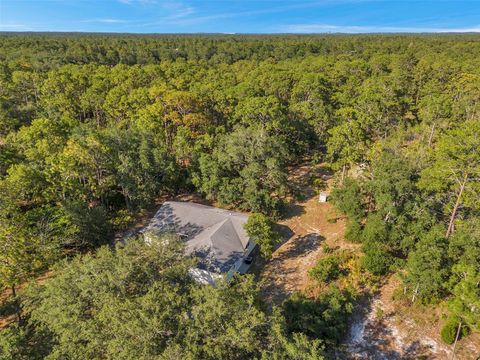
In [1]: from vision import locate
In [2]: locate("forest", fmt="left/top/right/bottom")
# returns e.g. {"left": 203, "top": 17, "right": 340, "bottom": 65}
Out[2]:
{"left": 0, "top": 33, "right": 479, "bottom": 359}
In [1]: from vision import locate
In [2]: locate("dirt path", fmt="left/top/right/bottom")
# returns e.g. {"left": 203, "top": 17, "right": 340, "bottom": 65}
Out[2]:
{"left": 260, "top": 163, "right": 349, "bottom": 304}
{"left": 260, "top": 162, "right": 480, "bottom": 360}
{"left": 346, "top": 274, "right": 480, "bottom": 360}
{"left": 347, "top": 276, "right": 447, "bottom": 359}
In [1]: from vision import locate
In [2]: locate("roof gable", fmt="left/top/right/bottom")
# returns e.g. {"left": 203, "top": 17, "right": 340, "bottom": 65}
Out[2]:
{"left": 145, "top": 201, "right": 250, "bottom": 273}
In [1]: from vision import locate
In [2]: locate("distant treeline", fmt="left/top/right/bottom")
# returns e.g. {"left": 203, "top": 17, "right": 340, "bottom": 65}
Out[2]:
{"left": 2, "top": 33, "right": 480, "bottom": 68}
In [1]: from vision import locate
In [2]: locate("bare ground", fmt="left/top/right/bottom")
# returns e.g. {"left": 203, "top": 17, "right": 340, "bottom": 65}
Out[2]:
{"left": 260, "top": 162, "right": 480, "bottom": 360}
{"left": 260, "top": 163, "right": 349, "bottom": 305}
{"left": 347, "top": 273, "right": 480, "bottom": 360}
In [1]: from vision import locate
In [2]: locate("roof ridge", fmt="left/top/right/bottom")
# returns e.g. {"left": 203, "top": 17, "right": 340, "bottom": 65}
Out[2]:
{"left": 210, "top": 218, "right": 244, "bottom": 251}
{"left": 163, "top": 201, "right": 248, "bottom": 219}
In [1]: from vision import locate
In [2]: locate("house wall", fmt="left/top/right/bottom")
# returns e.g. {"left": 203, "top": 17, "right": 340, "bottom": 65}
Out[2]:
{"left": 226, "top": 240, "right": 256, "bottom": 281}
{"left": 188, "top": 267, "right": 222, "bottom": 285}
{"left": 189, "top": 240, "right": 256, "bottom": 284}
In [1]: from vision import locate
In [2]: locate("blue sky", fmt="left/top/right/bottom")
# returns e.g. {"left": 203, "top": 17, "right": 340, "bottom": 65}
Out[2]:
{"left": 1, "top": 0, "right": 480, "bottom": 33}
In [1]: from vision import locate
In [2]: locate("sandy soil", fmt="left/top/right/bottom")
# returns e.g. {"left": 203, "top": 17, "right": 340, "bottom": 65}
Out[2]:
{"left": 259, "top": 162, "right": 480, "bottom": 360}
{"left": 346, "top": 273, "right": 480, "bottom": 360}
{"left": 260, "top": 163, "right": 348, "bottom": 304}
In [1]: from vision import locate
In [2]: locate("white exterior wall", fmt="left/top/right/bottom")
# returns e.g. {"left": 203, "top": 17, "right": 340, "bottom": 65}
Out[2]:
{"left": 319, "top": 192, "right": 328, "bottom": 203}
{"left": 226, "top": 240, "right": 256, "bottom": 281}
{"left": 188, "top": 267, "right": 222, "bottom": 285}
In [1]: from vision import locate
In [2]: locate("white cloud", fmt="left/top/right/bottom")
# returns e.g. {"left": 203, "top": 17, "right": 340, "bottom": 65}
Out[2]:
{"left": 161, "top": 1, "right": 194, "bottom": 19}
{"left": 281, "top": 23, "right": 480, "bottom": 33}
{"left": 154, "top": 2, "right": 323, "bottom": 26}
{"left": 0, "top": 23, "right": 32, "bottom": 31}
{"left": 118, "top": 0, "right": 157, "bottom": 5}
{"left": 82, "top": 18, "right": 129, "bottom": 24}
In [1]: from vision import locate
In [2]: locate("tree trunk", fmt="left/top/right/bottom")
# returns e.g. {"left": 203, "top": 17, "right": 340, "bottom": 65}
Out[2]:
{"left": 341, "top": 164, "right": 347, "bottom": 184}
{"left": 446, "top": 173, "right": 468, "bottom": 238}
{"left": 411, "top": 283, "right": 419, "bottom": 303}
{"left": 427, "top": 122, "right": 436, "bottom": 147}
{"left": 11, "top": 285, "right": 22, "bottom": 323}
{"left": 451, "top": 320, "right": 462, "bottom": 360}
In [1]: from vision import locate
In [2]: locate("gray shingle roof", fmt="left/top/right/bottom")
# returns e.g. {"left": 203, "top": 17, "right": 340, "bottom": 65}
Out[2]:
{"left": 144, "top": 201, "right": 250, "bottom": 272}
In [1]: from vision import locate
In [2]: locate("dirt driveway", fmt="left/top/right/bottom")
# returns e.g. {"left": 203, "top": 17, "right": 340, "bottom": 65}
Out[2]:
{"left": 260, "top": 163, "right": 348, "bottom": 305}
{"left": 259, "top": 162, "right": 480, "bottom": 360}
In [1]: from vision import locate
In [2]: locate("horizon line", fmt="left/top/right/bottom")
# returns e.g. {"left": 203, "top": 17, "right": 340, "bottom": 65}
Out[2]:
{"left": 2, "top": 31, "right": 480, "bottom": 35}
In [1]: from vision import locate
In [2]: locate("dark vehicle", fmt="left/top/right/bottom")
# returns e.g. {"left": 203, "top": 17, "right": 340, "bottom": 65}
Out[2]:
{"left": 243, "top": 256, "right": 253, "bottom": 264}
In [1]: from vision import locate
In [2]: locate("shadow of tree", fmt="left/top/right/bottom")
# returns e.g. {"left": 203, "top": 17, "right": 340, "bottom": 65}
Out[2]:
{"left": 260, "top": 233, "right": 325, "bottom": 306}
{"left": 274, "top": 233, "right": 325, "bottom": 262}
{"left": 345, "top": 293, "right": 438, "bottom": 360}
{"left": 273, "top": 223, "right": 295, "bottom": 248}
{"left": 280, "top": 203, "right": 306, "bottom": 220}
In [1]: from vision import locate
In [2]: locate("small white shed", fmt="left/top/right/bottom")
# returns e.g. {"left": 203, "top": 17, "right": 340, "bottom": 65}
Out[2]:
{"left": 319, "top": 192, "right": 328, "bottom": 203}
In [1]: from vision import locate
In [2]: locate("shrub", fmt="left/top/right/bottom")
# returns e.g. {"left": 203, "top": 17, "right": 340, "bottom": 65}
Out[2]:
{"left": 308, "top": 254, "right": 347, "bottom": 283}
{"left": 330, "top": 178, "right": 364, "bottom": 220}
{"left": 440, "top": 319, "right": 469, "bottom": 344}
{"left": 321, "top": 243, "right": 336, "bottom": 254}
{"left": 110, "top": 209, "right": 134, "bottom": 230}
{"left": 282, "top": 286, "right": 355, "bottom": 344}
{"left": 311, "top": 177, "right": 327, "bottom": 193}
{"left": 244, "top": 213, "right": 281, "bottom": 259}
{"left": 345, "top": 220, "right": 363, "bottom": 243}
{"left": 361, "top": 241, "right": 394, "bottom": 275}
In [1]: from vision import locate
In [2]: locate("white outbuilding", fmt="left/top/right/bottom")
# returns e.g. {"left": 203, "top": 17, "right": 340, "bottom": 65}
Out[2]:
{"left": 319, "top": 192, "right": 328, "bottom": 203}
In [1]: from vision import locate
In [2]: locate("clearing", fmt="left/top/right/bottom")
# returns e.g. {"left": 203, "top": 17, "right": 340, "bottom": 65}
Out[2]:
{"left": 260, "top": 162, "right": 480, "bottom": 360}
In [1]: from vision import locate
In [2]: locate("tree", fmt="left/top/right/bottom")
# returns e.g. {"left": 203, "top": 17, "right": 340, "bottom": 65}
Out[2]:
{"left": 327, "top": 108, "right": 369, "bottom": 181}
{"left": 21, "top": 236, "right": 193, "bottom": 359}
{"left": 402, "top": 226, "right": 450, "bottom": 303}
{"left": 244, "top": 213, "right": 281, "bottom": 259}
{"left": 331, "top": 178, "right": 364, "bottom": 242}
{"left": 193, "top": 126, "right": 290, "bottom": 215}
{"left": 447, "top": 264, "right": 480, "bottom": 333}
{"left": 308, "top": 253, "right": 349, "bottom": 284}
{"left": 0, "top": 184, "right": 58, "bottom": 307}
{"left": 2, "top": 235, "right": 331, "bottom": 359}
{"left": 282, "top": 286, "right": 355, "bottom": 345}
{"left": 419, "top": 119, "right": 480, "bottom": 238}
{"left": 265, "top": 308, "right": 326, "bottom": 360}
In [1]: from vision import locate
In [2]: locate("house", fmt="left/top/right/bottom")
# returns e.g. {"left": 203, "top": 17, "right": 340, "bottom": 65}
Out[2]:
{"left": 143, "top": 201, "right": 255, "bottom": 284}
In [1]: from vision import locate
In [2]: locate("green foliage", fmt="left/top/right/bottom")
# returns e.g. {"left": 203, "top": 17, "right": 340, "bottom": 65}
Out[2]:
{"left": 282, "top": 286, "right": 355, "bottom": 344}
{"left": 244, "top": 213, "right": 282, "bottom": 259}
{"left": 402, "top": 226, "right": 450, "bottom": 303}
{"left": 308, "top": 253, "right": 349, "bottom": 283}
{"left": 193, "top": 126, "right": 290, "bottom": 216}
{"left": 361, "top": 240, "right": 394, "bottom": 276}
{"left": 447, "top": 264, "right": 480, "bottom": 332}
{"left": 311, "top": 177, "right": 327, "bottom": 194}
{"left": 326, "top": 109, "right": 369, "bottom": 172}
{"left": 0, "top": 236, "right": 330, "bottom": 359}
{"left": 0, "top": 323, "right": 52, "bottom": 360}
{"left": 331, "top": 178, "right": 365, "bottom": 242}
{"left": 265, "top": 309, "right": 326, "bottom": 360}
{"left": 0, "top": 206, "right": 58, "bottom": 293}
{"left": 440, "top": 318, "right": 469, "bottom": 345}
{"left": 61, "top": 201, "right": 111, "bottom": 249}
{"left": 321, "top": 243, "right": 335, "bottom": 254}
{"left": 360, "top": 213, "right": 395, "bottom": 275}
{"left": 2, "top": 33, "right": 480, "bottom": 351}
{"left": 440, "top": 320, "right": 458, "bottom": 344}
{"left": 331, "top": 178, "right": 364, "bottom": 221}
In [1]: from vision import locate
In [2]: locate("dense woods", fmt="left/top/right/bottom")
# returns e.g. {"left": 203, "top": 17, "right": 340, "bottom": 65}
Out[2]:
{"left": 1, "top": 33, "right": 480, "bottom": 358}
